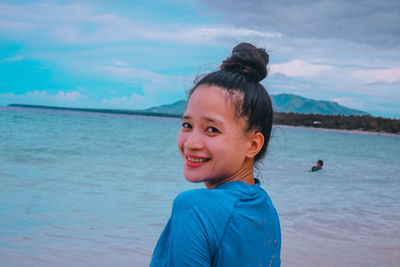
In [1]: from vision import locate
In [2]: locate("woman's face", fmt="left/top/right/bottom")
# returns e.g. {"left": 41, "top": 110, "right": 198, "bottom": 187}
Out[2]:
{"left": 177, "top": 84, "right": 253, "bottom": 187}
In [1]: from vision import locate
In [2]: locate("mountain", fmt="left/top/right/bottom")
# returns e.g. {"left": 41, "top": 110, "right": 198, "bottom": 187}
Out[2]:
{"left": 145, "top": 99, "right": 186, "bottom": 115}
{"left": 145, "top": 93, "right": 369, "bottom": 116}
{"left": 271, "top": 94, "right": 369, "bottom": 116}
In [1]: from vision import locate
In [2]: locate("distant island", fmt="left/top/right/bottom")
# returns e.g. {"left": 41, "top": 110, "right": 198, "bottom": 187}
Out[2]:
{"left": 143, "top": 94, "right": 399, "bottom": 134}
{"left": 7, "top": 103, "right": 181, "bottom": 118}
{"left": 145, "top": 93, "right": 370, "bottom": 116}
{"left": 271, "top": 94, "right": 369, "bottom": 116}
{"left": 273, "top": 112, "right": 399, "bottom": 134}
{"left": 7, "top": 93, "right": 400, "bottom": 135}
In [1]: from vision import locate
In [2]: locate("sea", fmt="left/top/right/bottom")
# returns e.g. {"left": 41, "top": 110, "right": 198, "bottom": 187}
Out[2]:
{"left": 1, "top": 106, "right": 399, "bottom": 267}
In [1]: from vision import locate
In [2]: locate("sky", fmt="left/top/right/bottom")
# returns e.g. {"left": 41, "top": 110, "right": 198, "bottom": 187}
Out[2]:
{"left": 0, "top": 0, "right": 399, "bottom": 118}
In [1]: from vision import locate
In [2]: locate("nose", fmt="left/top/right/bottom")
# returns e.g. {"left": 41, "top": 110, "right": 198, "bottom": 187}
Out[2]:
{"left": 185, "top": 130, "right": 204, "bottom": 150}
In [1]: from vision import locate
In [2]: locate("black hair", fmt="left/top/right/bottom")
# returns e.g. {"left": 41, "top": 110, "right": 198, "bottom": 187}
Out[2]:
{"left": 188, "top": 43, "right": 273, "bottom": 162}
{"left": 318, "top": 160, "right": 323, "bottom": 166}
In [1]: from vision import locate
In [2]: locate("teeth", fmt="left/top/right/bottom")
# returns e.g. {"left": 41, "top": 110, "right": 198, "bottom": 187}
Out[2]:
{"left": 187, "top": 156, "right": 210, "bottom": 163}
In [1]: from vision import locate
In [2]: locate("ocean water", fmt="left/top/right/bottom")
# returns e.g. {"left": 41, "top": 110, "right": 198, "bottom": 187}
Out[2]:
{"left": 0, "top": 106, "right": 399, "bottom": 267}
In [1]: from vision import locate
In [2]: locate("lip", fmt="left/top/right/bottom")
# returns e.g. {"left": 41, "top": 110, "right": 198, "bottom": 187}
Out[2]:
{"left": 184, "top": 154, "right": 211, "bottom": 168}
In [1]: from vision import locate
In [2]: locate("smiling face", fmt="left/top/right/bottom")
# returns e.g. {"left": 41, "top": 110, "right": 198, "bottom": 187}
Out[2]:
{"left": 177, "top": 84, "right": 259, "bottom": 188}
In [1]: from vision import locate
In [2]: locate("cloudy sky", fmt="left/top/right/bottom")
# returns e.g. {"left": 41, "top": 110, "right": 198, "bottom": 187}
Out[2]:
{"left": 1, "top": 0, "right": 399, "bottom": 117}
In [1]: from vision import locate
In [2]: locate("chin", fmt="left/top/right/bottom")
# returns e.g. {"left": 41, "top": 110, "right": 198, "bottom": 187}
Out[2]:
{"left": 184, "top": 176, "right": 204, "bottom": 183}
{"left": 183, "top": 172, "right": 205, "bottom": 183}
{"left": 183, "top": 169, "right": 223, "bottom": 185}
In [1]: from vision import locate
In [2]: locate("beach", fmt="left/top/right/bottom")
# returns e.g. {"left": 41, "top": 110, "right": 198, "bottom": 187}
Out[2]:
{"left": 1, "top": 106, "right": 399, "bottom": 266}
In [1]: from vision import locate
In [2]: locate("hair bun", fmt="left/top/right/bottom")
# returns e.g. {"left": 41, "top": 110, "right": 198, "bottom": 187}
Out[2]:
{"left": 220, "top": 43, "right": 269, "bottom": 82}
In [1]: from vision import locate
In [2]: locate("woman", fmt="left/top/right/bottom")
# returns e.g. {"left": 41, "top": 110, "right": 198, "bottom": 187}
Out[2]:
{"left": 150, "top": 43, "right": 281, "bottom": 266}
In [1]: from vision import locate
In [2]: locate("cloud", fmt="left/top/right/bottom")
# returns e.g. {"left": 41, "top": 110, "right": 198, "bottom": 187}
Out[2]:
{"left": 97, "top": 65, "right": 190, "bottom": 109}
{"left": 99, "top": 66, "right": 137, "bottom": 78}
{"left": 1, "top": 1, "right": 399, "bottom": 118}
{"left": 178, "top": 26, "right": 280, "bottom": 43}
{"left": 0, "top": 19, "right": 35, "bottom": 32}
{"left": 113, "top": 60, "right": 129, "bottom": 66}
{"left": 101, "top": 93, "right": 147, "bottom": 109}
{"left": 56, "top": 91, "right": 83, "bottom": 101}
{"left": 0, "top": 2, "right": 282, "bottom": 47}
{"left": 352, "top": 68, "right": 400, "bottom": 84}
{"left": 199, "top": 0, "right": 400, "bottom": 48}
{"left": 0, "top": 55, "right": 24, "bottom": 63}
{"left": 99, "top": 65, "right": 172, "bottom": 81}
{"left": 331, "top": 96, "right": 400, "bottom": 117}
{"left": 98, "top": 64, "right": 190, "bottom": 92}
{"left": 271, "top": 59, "right": 332, "bottom": 77}
{"left": 0, "top": 90, "right": 86, "bottom": 106}
{"left": 330, "top": 97, "right": 367, "bottom": 110}
{"left": 100, "top": 89, "right": 176, "bottom": 110}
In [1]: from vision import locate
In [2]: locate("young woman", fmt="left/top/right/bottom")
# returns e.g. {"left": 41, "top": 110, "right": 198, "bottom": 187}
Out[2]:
{"left": 150, "top": 43, "right": 281, "bottom": 266}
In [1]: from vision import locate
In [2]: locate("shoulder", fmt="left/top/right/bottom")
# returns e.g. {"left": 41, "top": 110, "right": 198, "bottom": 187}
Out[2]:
{"left": 173, "top": 188, "right": 229, "bottom": 209}
{"left": 171, "top": 188, "right": 238, "bottom": 246}
{"left": 172, "top": 188, "right": 236, "bottom": 219}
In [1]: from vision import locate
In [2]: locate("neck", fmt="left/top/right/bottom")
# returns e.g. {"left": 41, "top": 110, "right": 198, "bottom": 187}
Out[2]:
{"left": 204, "top": 158, "right": 255, "bottom": 189}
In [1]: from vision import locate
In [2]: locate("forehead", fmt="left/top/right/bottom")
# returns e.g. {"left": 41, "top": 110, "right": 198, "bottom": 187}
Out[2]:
{"left": 185, "top": 85, "right": 244, "bottom": 125}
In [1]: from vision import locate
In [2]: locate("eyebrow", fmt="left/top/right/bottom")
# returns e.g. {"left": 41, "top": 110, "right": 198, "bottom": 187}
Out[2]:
{"left": 181, "top": 115, "right": 224, "bottom": 126}
{"left": 181, "top": 115, "right": 190, "bottom": 120}
{"left": 205, "top": 117, "right": 224, "bottom": 125}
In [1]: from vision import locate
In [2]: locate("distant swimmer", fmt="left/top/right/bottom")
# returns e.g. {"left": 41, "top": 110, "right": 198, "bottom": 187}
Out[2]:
{"left": 309, "top": 160, "right": 323, "bottom": 172}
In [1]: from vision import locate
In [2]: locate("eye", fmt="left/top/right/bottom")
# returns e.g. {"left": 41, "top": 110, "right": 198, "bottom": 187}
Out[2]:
{"left": 182, "top": 122, "right": 192, "bottom": 129}
{"left": 206, "top": 126, "right": 220, "bottom": 133}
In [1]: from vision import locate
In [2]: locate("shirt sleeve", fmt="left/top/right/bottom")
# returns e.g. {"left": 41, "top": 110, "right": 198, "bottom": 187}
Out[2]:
{"left": 150, "top": 192, "right": 213, "bottom": 267}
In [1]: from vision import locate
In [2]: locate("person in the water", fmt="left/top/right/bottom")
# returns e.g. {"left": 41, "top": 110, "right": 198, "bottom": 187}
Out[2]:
{"left": 310, "top": 160, "right": 323, "bottom": 172}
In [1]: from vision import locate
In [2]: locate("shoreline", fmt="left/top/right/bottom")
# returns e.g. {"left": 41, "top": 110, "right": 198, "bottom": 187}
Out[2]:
{"left": 5, "top": 104, "right": 399, "bottom": 136}
{"left": 274, "top": 124, "right": 400, "bottom": 137}
{"left": 6, "top": 103, "right": 182, "bottom": 118}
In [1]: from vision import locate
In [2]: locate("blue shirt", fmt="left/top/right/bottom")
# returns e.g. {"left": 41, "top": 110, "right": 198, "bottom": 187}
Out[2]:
{"left": 311, "top": 166, "right": 322, "bottom": 172}
{"left": 150, "top": 179, "right": 281, "bottom": 266}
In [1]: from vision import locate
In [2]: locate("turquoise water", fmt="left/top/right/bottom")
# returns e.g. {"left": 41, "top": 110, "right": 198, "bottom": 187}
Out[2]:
{"left": 1, "top": 106, "right": 399, "bottom": 266}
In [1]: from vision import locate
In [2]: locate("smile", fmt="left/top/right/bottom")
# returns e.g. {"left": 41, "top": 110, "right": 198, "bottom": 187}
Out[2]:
{"left": 186, "top": 155, "right": 211, "bottom": 163}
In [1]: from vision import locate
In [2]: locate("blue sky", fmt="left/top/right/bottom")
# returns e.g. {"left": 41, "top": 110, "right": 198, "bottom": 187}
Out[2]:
{"left": 0, "top": 0, "right": 399, "bottom": 117}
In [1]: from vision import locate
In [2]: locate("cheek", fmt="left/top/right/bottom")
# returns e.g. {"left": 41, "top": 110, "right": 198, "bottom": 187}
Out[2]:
{"left": 177, "top": 130, "right": 185, "bottom": 152}
{"left": 207, "top": 139, "right": 234, "bottom": 161}
{"left": 223, "top": 135, "right": 249, "bottom": 160}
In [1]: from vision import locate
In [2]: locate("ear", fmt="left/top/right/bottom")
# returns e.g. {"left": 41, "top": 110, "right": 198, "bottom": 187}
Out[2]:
{"left": 246, "top": 132, "right": 264, "bottom": 159}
